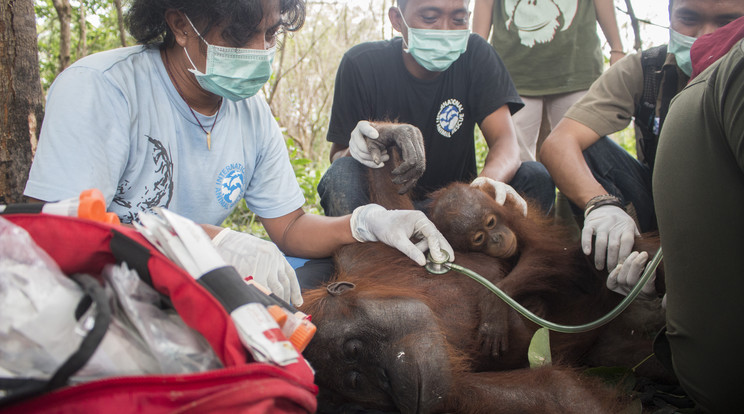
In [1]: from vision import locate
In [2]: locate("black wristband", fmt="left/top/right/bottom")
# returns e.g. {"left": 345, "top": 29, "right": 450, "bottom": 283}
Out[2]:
{"left": 584, "top": 194, "right": 624, "bottom": 217}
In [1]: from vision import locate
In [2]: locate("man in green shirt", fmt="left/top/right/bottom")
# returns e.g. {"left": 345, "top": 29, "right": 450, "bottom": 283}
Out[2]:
{"left": 540, "top": 0, "right": 744, "bottom": 272}
{"left": 654, "top": 27, "right": 744, "bottom": 413}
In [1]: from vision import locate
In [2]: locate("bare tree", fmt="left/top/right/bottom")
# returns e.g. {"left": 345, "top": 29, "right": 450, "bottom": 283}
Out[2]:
{"left": 52, "top": 0, "right": 72, "bottom": 73}
{"left": 265, "top": 2, "right": 383, "bottom": 160}
{"left": 77, "top": 1, "right": 88, "bottom": 58}
{"left": 113, "top": 0, "right": 127, "bottom": 47}
{"left": 624, "top": 0, "right": 642, "bottom": 51}
{"left": 0, "top": 0, "right": 45, "bottom": 203}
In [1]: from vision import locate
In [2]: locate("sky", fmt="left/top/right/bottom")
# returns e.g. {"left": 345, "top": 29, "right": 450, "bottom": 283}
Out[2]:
{"left": 337, "top": 0, "right": 671, "bottom": 49}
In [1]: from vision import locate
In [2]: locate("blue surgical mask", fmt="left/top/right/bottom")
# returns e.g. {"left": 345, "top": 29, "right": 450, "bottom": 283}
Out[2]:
{"left": 184, "top": 16, "right": 275, "bottom": 101}
{"left": 669, "top": 28, "right": 695, "bottom": 77}
{"left": 398, "top": 8, "right": 470, "bottom": 72}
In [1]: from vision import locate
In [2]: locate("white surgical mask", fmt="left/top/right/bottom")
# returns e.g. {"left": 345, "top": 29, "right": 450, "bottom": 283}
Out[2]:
{"left": 398, "top": 8, "right": 470, "bottom": 72}
{"left": 669, "top": 28, "right": 696, "bottom": 77}
{"left": 184, "top": 15, "right": 275, "bottom": 101}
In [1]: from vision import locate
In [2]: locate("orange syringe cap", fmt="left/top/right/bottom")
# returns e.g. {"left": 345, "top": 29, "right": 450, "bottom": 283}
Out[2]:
{"left": 77, "top": 189, "right": 106, "bottom": 221}
{"left": 288, "top": 319, "right": 316, "bottom": 353}
{"left": 266, "top": 305, "right": 288, "bottom": 327}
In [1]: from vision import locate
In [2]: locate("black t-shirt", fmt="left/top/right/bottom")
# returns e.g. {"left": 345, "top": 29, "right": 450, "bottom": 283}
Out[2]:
{"left": 327, "top": 34, "right": 523, "bottom": 198}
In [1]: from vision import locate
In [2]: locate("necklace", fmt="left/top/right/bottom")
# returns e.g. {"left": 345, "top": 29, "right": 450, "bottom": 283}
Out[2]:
{"left": 162, "top": 49, "right": 222, "bottom": 150}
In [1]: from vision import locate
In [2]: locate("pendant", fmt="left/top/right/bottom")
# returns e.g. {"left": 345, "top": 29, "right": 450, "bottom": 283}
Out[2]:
{"left": 207, "top": 132, "right": 211, "bottom": 151}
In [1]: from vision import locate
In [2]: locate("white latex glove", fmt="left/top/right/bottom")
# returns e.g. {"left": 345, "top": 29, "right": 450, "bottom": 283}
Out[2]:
{"left": 349, "top": 120, "right": 389, "bottom": 168}
{"left": 211, "top": 228, "right": 303, "bottom": 306}
{"left": 350, "top": 204, "right": 455, "bottom": 266}
{"left": 606, "top": 251, "right": 657, "bottom": 301}
{"left": 582, "top": 205, "right": 640, "bottom": 271}
{"left": 470, "top": 176, "right": 528, "bottom": 216}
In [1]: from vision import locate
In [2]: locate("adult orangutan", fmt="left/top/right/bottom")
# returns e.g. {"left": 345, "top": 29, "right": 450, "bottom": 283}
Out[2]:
{"left": 300, "top": 143, "right": 668, "bottom": 413}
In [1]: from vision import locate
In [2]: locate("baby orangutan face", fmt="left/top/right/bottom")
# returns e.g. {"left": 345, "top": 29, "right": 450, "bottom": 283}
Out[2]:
{"left": 429, "top": 183, "right": 519, "bottom": 259}
{"left": 469, "top": 210, "right": 518, "bottom": 258}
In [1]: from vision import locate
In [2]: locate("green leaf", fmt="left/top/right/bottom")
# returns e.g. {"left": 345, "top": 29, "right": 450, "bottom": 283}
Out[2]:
{"left": 528, "top": 327, "right": 552, "bottom": 368}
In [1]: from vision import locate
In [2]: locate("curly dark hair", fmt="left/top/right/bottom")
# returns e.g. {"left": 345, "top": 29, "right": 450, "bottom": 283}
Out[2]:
{"left": 126, "top": 0, "right": 305, "bottom": 47}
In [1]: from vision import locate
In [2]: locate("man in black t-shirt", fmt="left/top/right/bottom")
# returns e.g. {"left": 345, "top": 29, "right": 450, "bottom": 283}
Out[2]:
{"left": 318, "top": 0, "right": 555, "bottom": 217}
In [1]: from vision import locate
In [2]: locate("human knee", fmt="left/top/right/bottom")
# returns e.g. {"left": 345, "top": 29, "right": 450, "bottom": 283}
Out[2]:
{"left": 319, "top": 157, "right": 370, "bottom": 216}
{"left": 510, "top": 162, "right": 555, "bottom": 213}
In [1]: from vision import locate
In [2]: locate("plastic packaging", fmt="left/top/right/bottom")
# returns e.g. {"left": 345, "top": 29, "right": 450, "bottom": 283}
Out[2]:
{"left": 0, "top": 216, "right": 221, "bottom": 383}
{"left": 105, "top": 262, "right": 221, "bottom": 373}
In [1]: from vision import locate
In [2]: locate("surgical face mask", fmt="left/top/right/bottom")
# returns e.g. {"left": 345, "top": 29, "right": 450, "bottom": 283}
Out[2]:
{"left": 397, "top": 8, "right": 470, "bottom": 72}
{"left": 184, "top": 16, "right": 275, "bottom": 101}
{"left": 669, "top": 28, "right": 695, "bottom": 77}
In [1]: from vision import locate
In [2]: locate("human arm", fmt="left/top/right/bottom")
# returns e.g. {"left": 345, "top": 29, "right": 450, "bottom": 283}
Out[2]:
{"left": 260, "top": 207, "right": 453, "bottom": 267}
{"left": 540, "top": 53, "right": 644, "bottom": 207}
{"left": 206, "top": 207, "right": 453, "bottom": 305}
{"left": 473, "top": 0, "right": 495, "bottom": 40}
{"left": 539, "top": 119, "right": 606, "bottom": 208}
{"left": 540, "top": 119, "right": 637, "bottom": 270}
{"left": 593, "top": 0, "right": 625, "bottom": 65}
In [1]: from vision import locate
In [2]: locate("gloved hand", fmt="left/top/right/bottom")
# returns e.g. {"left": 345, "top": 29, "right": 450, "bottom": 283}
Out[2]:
{"left": 606, "top": 251, "right": 658, "bottom": 301}
{"left": 582, "top": 205, "right": 639, "bottom": 271}
{"left": 349, "top": 120, "right": 388, "bottom": 168}
{"left": 470, "top": 176, "right": 528, "bottom": 216}
{"left": 350, "top": 203, "right": 455, "bottom": 266}
{"left": 211, "top": 228, "right": 303, "bottom": 306}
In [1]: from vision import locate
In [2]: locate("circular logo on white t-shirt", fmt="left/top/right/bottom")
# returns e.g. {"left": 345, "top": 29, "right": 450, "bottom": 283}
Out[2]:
{"left": 215, "top": 163, "right": 246, "bottom": 209}
{"left": 437, "top": 99, "right": 464, "bottom": 138}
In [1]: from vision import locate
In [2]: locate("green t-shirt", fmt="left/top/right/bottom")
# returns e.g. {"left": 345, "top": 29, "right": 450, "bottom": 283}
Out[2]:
{"left": 489, "top": 0, "right": 603, "bottom": 96}
{"left": 653, "top": 39, "right": 744, "bottom": 412}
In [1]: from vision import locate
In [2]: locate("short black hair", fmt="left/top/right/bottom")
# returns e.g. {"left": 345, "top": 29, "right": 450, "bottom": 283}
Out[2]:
{"left": 126, "top": 0, "right": 305, "bottom": 47}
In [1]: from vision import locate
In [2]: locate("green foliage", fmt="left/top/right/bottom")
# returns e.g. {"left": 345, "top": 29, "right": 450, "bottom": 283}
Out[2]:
{"left": 35, "top": 0, "right": 132, "bottom": 92}
{"left": 611, "top": 124, "right": 638, "bottom": 157}
{"left": 475, "top": 125, "right": 488, "bottom": 172}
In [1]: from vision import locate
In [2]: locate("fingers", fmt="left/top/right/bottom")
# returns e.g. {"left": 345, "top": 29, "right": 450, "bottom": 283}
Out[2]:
{"left": 581, "top": 222, "right": 608, "bottom": 270}
{"left": 606, "top": 263, "right": 621, "bottom": 292}
{"left": 606, "top": 251, "right": 652, "bottom": 298}
{"left": 504, "top": 187, "right": 528, "bottom": 217}
{"left": 261, "top": 254, "right": 285, "bottom": 302}
{"left": 357, "top": 120, "right": 379, "bottom": 138}
{"left": 616, "top": 230, "right": 636, "bottom": 271}
{"left": 605, "top": 234, "right": 620, "bottom": 273}
{"left": 470, "top": 177, "right": 527, "bottom": 216}
{"left": 593, "top": 231, "right": 608, "bottom": 271}
{"left": 350, "top": 121, "right": 386, "bottom": 168}
{"left": 581, "top": 222, "right": 595, "bottom": 256}
{"left": 276, "top": 258, "right": 292, "bottom": 304}
{"left": 284, "top": 260, "right": 303, "bottom": 306}
{"left": 493, "top": 184, "right": 507, "bottom": 205}
{"left": 393, "top": 239, "right": 427, "bottom": 266}
{"left": 413, "top": 217, "right": 455, "bottom": 263}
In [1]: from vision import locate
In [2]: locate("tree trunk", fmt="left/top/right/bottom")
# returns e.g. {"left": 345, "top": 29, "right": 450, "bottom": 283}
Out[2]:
{"left": 0, "top": 0, "right": 45, "bottom": 203}
{"left": 52, "top": 0, "right": 72, "bottom": 73}
{"left": 113, "top": 0, "right": 126, "bottom": 47}
{"left": 76, "top": 1, "right": 87, "bottom": 58}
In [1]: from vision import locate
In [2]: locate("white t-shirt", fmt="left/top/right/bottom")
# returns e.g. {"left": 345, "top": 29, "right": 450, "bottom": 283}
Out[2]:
{"left": 25, "top": 46, "right": 305, "bottom": 225}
